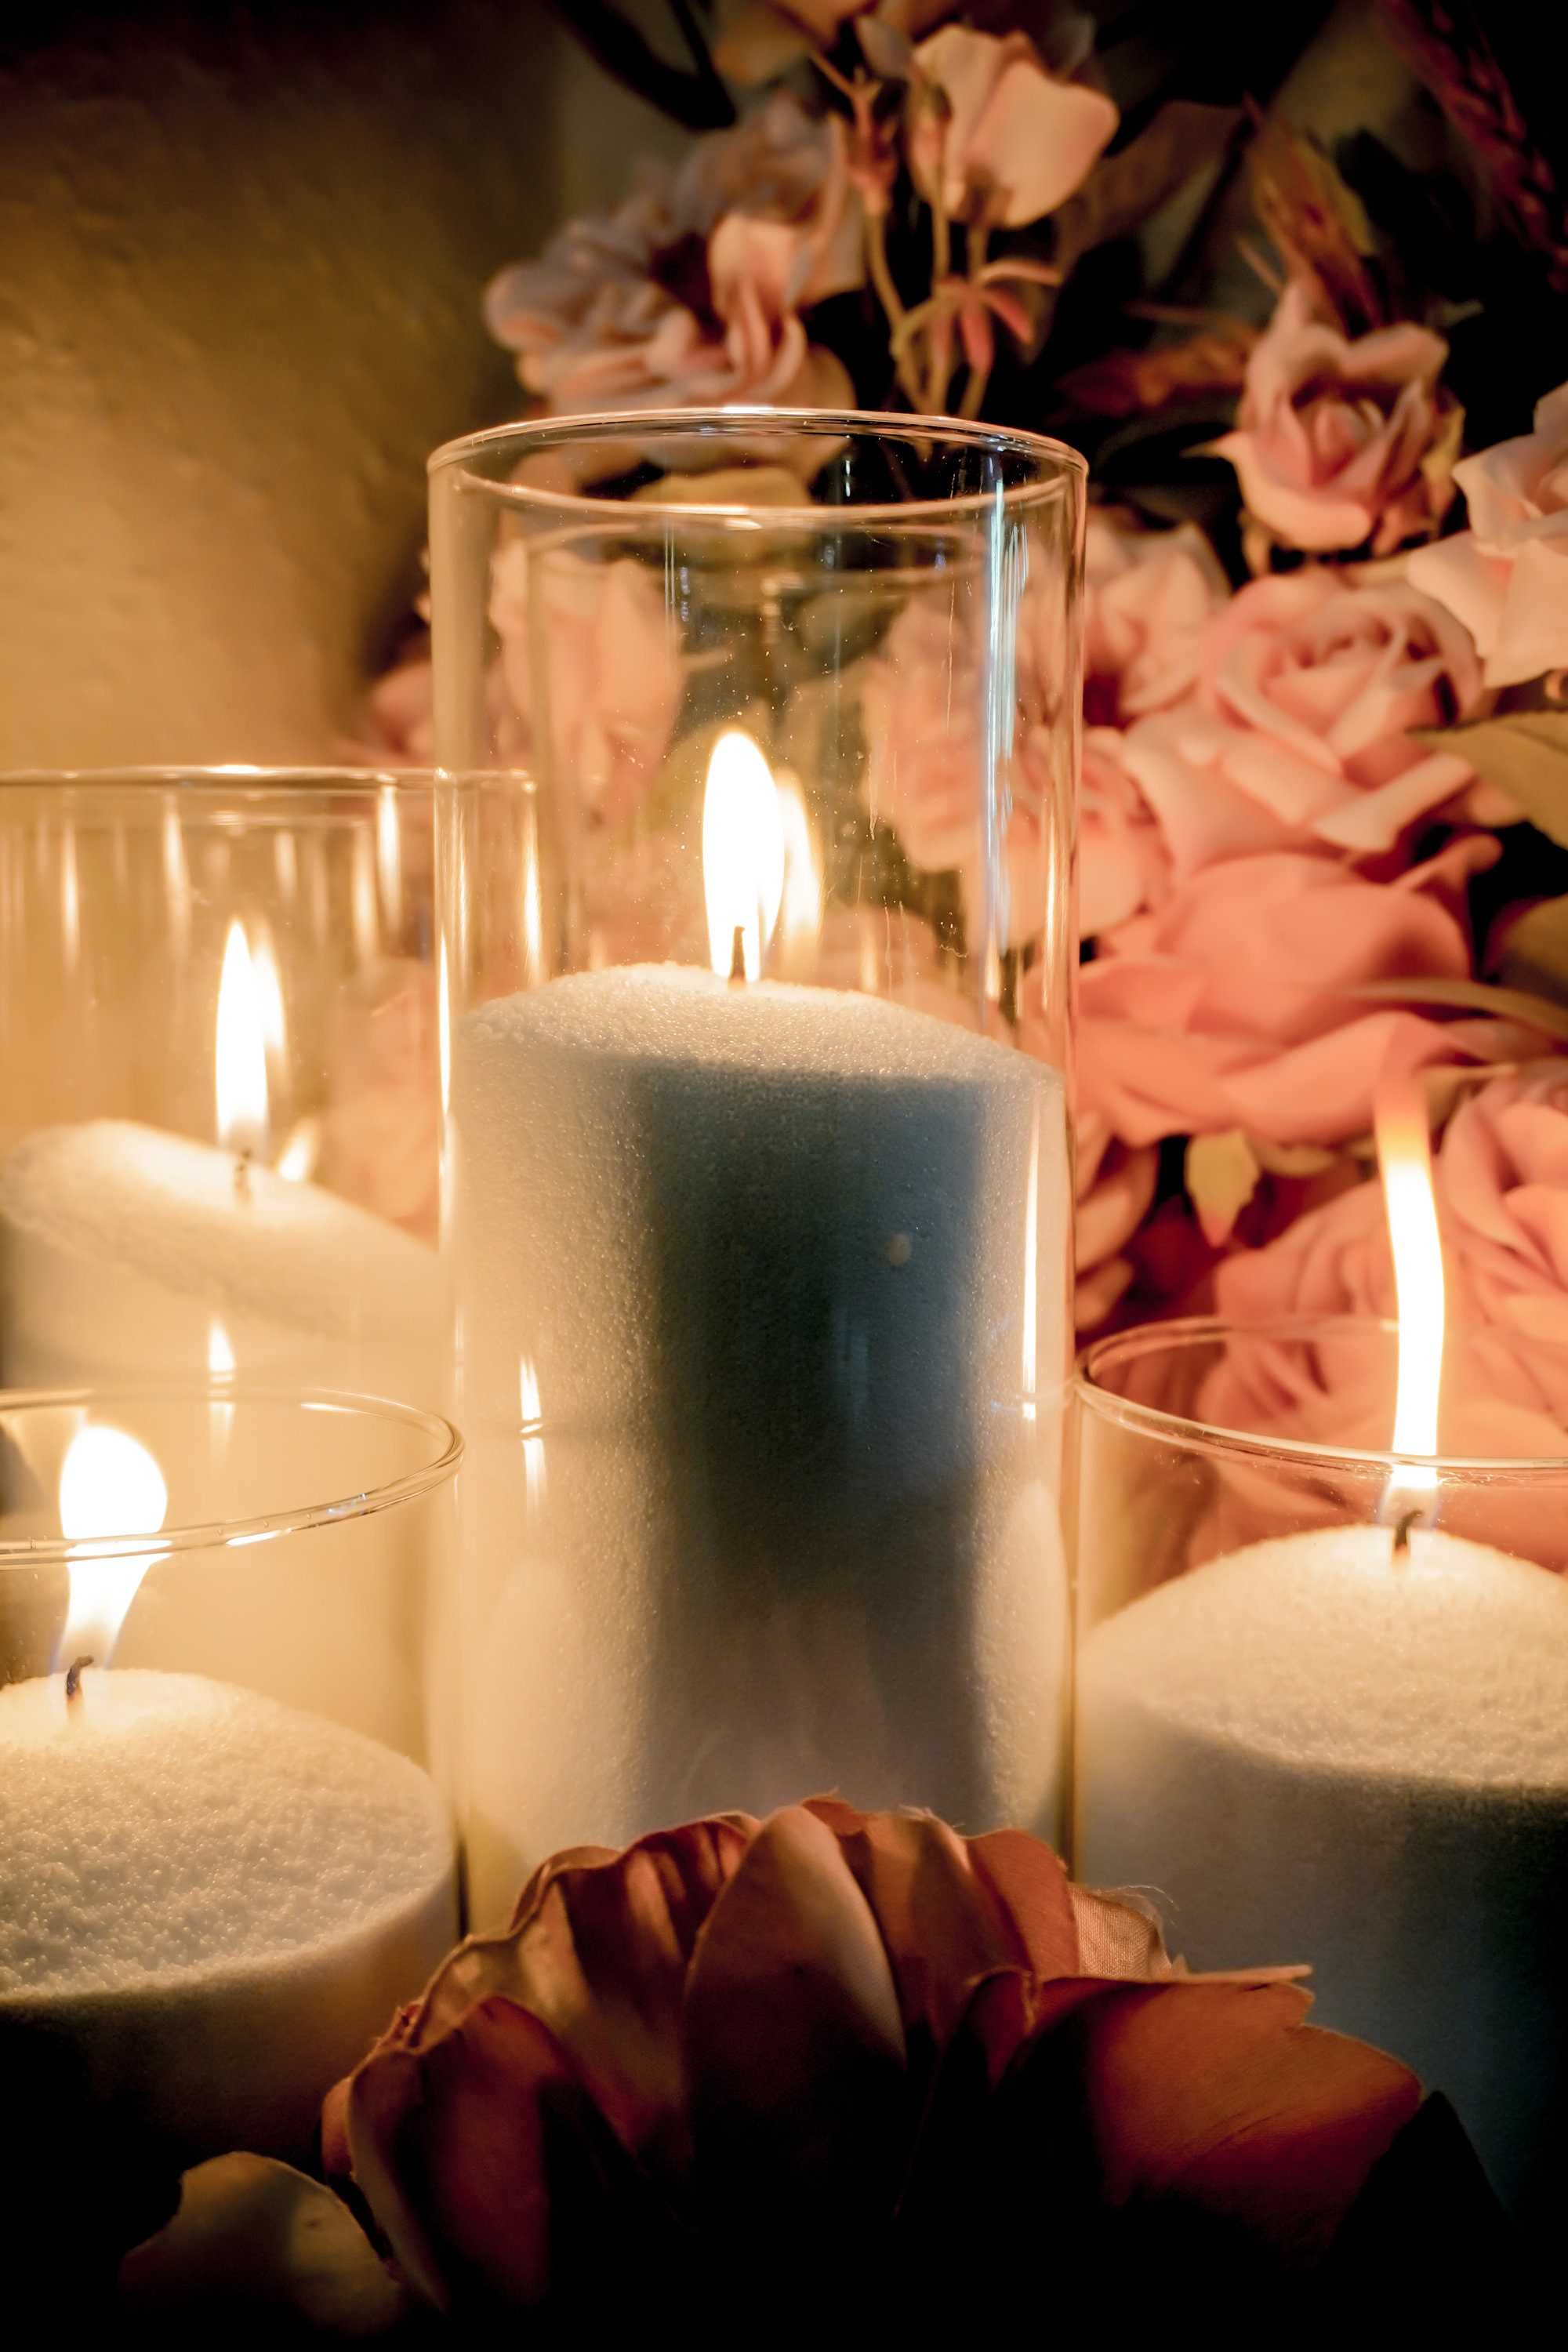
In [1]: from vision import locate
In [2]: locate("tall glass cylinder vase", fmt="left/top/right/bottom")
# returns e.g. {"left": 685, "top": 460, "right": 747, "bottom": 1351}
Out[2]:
{"left": 430, "top": 408, "right": 1084, "bottom": 1921}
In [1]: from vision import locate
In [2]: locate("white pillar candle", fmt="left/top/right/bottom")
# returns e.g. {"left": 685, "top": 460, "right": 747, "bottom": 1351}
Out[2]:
{"left": 1075, "top": 1523, "right": 1568, "bottom": 2216}
{"left": 452, "top": 966, "right": 1069, "bottom": 1920}
{"left": 0, "top": 1666, "right": 456, "bottom": 2162}
{"left": 0, "top": 1119, "right": 441, "bottom": 1406}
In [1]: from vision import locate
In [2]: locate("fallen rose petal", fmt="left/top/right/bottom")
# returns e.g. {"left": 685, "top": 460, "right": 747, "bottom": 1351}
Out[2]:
{"left": 682, "top": 1805, "right": 908, "bottom": 2229}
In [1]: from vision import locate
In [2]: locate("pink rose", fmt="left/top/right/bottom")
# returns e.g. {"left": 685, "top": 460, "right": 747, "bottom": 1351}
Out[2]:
{"left": 1083, "top": 515, "right": 1231, "bottom": 725}
{"left": 1408, "top": 380, "right": 1568, "bottom": 687}
{"left": 1078, "top": 847, "right": 1482, "bottom": 1151}
{"left": 362, "top": 659, "right": 434, "bottom": 763}
{"left": 1080, "top": 726, "right": 1170, "bottom": 937}
{"left": 911, "top": 25, "right": 1117, "bottom": 227}
{"left": 485, "top": 92, "right": 860, "bottom": 415}
{"left": 1206, "top": 1063, "right": 1568, "bottom": 1551}
{"left": 490, "top": 546, "right": 684, "bottom": 831}
{"left": 862, "top": 582, "right": 1062, "bottom": 952}
{"left": 1211, "top": 282, "right": 1455, "bottom": 556}
{"left": 1075, "top": 1109, "right": 1160, "bottom": 1330}
{"left": 322, "top": 960, "right": 440, "bottom": 1245}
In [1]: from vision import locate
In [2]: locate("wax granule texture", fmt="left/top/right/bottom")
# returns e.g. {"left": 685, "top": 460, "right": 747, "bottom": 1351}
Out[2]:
{"left": 0, "top": 1670, "right": 452, "bottom": 1995}
{"left": 1081, "top": 1526, "right": 1568, "bottom": 1786}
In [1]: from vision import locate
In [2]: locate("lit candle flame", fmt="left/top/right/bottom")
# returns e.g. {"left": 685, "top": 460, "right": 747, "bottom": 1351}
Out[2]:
{"left": 216, "top": 920, "right": 270, "bottom": 1160}
{"left": 1376, "top": 1073, "right": 1443, "bottom": 1533}
{"left": 704, "top": 731, "right": 785, "bottom": 982}
{"left": 54, "top": 1424, "right": 169, "bottom": 1670}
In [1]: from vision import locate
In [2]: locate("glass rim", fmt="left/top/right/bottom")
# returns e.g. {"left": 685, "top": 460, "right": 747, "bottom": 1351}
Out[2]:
{"left": 429, "top": 404, "right": 1087, "bottom": 525}
{"left": 1076, "top": 1314, "right": 1568, "bottom": 1479}
{"left": 0, "top": 1385, "right": 463, "bottom": 1567}
{"left": 0, "top": 765, "right": 433, "bottom": 795}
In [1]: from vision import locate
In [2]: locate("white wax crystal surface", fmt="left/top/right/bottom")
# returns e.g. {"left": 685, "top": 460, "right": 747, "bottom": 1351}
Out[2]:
{"left": 1076, "top": 1524, "right": 1568, "bottom": 2217}
{"left": 451, "top": 967, "right": 1070, "bottom": 1919}
{"left": 0, "top": 1668, "right": 456, "bottom": 2160}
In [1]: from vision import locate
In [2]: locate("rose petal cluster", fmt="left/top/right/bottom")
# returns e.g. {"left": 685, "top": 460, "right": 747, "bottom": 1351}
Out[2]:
{"left": 911, "top": 25, "right": 1118, "bottom": 229}
{"left": 1410, "top": 379, "right": 1568, "bottom": 687}
{"left": 1212, "top": 282, "right": 1456, "bottom": 557}
{"left": 484, "top": 91, "right": 861, "bottom": 415}
{"left": 323, "top": 1800, "right": 1456, "bottom": 2325}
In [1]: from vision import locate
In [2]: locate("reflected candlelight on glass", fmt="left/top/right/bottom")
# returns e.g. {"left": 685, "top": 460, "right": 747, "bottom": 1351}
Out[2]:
{"left": 163, "top": 800, "right": 192, "bottom": 952}
{"left": 351, "top": 829, "right": 378, "bottom": 967}
{"left": 60, "top": 824, "right": 79, "bottom": 974}
{"left": 519, "top": 1356, "right": 546, "bottom": 1515}
{"left": 376, "top": 785, "right": 401, "bottom": 931}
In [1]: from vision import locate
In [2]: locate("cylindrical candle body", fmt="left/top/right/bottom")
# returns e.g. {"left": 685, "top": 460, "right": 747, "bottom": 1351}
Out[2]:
{"left": 454, "top": 969, "right": 1069, "bottom": 1916}
{"left": 1076, "top": 1525, "right": 1568, "bottom": 2220}
{"left": 0, "top": 1668, "right": 456, "bottom": 2163}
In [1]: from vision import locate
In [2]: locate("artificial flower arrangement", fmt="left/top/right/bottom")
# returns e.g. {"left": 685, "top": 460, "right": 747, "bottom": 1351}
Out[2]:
{"left": 364, "top": 0, "right": 1568, "bottom": 1454}
{"left": 119, "top": 1803, "right": 1520, "bottom": 2329}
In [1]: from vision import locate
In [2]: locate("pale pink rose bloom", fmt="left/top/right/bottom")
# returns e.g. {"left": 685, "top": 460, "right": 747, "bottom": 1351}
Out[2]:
{"left": 1211, "top": 282, "right": 1453, "bottom": 555}
{"left": 913, "top": 24, "right": 1117, "bottom": 227}
{"left": 363, "top": 659, "right": 434, "bottom": 762}
{"left": 490, "top": 543, "right": 684, "bottom": 830}
{"left": 1074, "top": 1107, "right": 1160, "bottom": 1330}
{"left": 1080, "top": 725, "right": 1170, "bottom": 936}
{"left": 1186, "top": 565, "right": 1483, "bottom": 855}
{"left": 1078, "top": 846, "right": 1479, "bottom": 1150}
{"left": 1083, "top": 515, "right": 1231, "bottom": 723}
{"left": 485, "top": 92, "right": 861, "bottom": 414}
{"left": 1408, "top": 381, "right": 1568, "bottom": 687}
{"left": 862, "top": 582, "right": 1061, "bottom": 950}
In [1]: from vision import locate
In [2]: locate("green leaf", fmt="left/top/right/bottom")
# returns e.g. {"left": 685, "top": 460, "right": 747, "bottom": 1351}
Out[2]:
{"left": 1411, "top": 713, "right": 1568, "bottom": 849}
{"left": 1496, "top": 896, "right": 1568, "bottom": 1011}
{"left": 1052, "top": 102, "right": 1242, "bottom": 281}
{"left": 1342, "top": 973, "right": 1568, "bottom": 1040}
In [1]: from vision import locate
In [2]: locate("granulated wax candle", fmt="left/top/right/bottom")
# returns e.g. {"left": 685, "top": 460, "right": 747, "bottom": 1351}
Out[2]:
{"left": 1076, "top": 1523, "right": 1568, "bottom": 2218}
{"left": 452, "top": 966, "right": 1069, "bottom": 1920}
{"left": 0, "top": 1665, "right": 456, "bottom": 2162}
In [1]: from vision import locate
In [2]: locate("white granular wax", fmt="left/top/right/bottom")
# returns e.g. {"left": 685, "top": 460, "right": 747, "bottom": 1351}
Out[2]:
{"left": 0, "top": 1670, "right": 456, "bottom": 2159}
{"left": 1076, "top": 1526, "right": 1568, "bottom": 2218}
{"left": 451, "top": 969, "right": 1070, "bottom": 1918}
{"left": 0, "top": 1120, "right": 440, "bottom": 1399}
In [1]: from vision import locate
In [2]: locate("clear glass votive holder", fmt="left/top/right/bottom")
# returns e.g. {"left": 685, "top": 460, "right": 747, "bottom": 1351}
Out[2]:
{"left": 430, "top": 409, "right": 1084, "bottom": 1916}
{"left": 0, "top": 1385, "right": 462, "bottom": 2189}
{"left": 0, "top": 768, "right": 442, "bottom": 1408}
{"left": 1072, "top": 1315, "right": 1568, "bottom": 2227}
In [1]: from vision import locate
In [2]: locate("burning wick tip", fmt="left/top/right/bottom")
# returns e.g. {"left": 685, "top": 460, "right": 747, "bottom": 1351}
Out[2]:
{"left": 233, "top": 1152, "right": 252, "bottom": 1204}
{"left": 1391, "top": 1512, "right": 1419, "bottom": 1559}
{"left": 728, "top": 924, "right": 747, "bottom": 985}
{"left": 65, "top": 1654, "right": 95, "bottom": 1703}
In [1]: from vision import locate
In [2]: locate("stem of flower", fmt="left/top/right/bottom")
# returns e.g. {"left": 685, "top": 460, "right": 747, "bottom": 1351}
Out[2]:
{"left": 868, "top": 211, "right": 924, "bottom": 408}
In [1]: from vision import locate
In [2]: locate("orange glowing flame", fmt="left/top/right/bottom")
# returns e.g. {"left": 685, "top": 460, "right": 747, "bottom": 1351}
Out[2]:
{"left": 1375, "top": 1073, "right": 1443, "bottom": 1529}
{"left": 704, "top": 731, "right": 786, "bottom": 982}
{"left": 54, "top": 1423, "right": 169, "bottom": 1670}
{"left": 216, "top": 919, "right": 270, "bottom": 1160}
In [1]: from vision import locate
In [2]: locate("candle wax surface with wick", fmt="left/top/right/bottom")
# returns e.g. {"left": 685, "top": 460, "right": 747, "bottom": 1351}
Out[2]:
{"left": 0, "top": 1667, "right": 456, "bottom": 2163}
{"left": 451, "top": 965, "right": 1069, "bottom": 1922}
{"left": 1075, "top": 1523, "right": 1568, "bottom": 2219}
{"left": 0, "top": 1118, "right": 440, "bottom": 1403}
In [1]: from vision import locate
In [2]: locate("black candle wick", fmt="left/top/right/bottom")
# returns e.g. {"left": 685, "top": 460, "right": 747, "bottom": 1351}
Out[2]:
{"left": 65, "top": 1654, "right": 95, "bottom": 1702}
{"left": 728, "top": 924, "right": 747, "bottom": 985}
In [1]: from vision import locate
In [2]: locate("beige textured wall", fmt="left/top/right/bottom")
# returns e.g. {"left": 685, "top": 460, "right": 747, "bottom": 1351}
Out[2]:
{"left": 0, "top": 4, "right": 687, "bottom": 765}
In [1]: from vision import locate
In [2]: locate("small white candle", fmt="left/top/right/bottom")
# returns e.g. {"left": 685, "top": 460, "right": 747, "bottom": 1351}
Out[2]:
{"left": 0, "top": 1118, "right": 440, "bottom": 1406}
{"left": 0, "top": 1665, "right": 456, "bottom": 2161}
{"left": 1075, "top": 1522, "right": 1568, "bottom": 2215}
{"left": 452, "top": 961, "right": 1069, "bottom": 1920}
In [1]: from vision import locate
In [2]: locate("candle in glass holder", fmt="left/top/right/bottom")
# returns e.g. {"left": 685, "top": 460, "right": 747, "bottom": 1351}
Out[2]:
{"left": 1074, "top": 1080, "right": 1568, "bottom": 2217}
{"left": 452, "top": 737, "right": 1069, "bottom": 1917}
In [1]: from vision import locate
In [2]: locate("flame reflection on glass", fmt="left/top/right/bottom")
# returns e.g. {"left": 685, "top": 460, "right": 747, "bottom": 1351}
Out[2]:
{"left": 1376, "top": 1075, "right": 1443, "bottom": 1529}
{"left": 216, "top": 920, "right": 270, "bottom": 1160}
{"left": 54, "top": 1424, "right": 169, "bottom": 1669}
{"left": 704, "top": 731, "right": 785, "bottom": 982}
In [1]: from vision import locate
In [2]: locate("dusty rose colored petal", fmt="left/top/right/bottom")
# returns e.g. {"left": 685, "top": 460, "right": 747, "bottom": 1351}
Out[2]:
{"left": 347, "top": 1995, "right": 623, "bottom": 2314}
{"left": 1004, "top": 1980, "right": 1421, "bottom": 2267}
{"left": 1409, "top": 377, "right": 1568, "bottom": 684}
{"left": 682, "top": 1806, "right": 907, "bottom": 2227}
